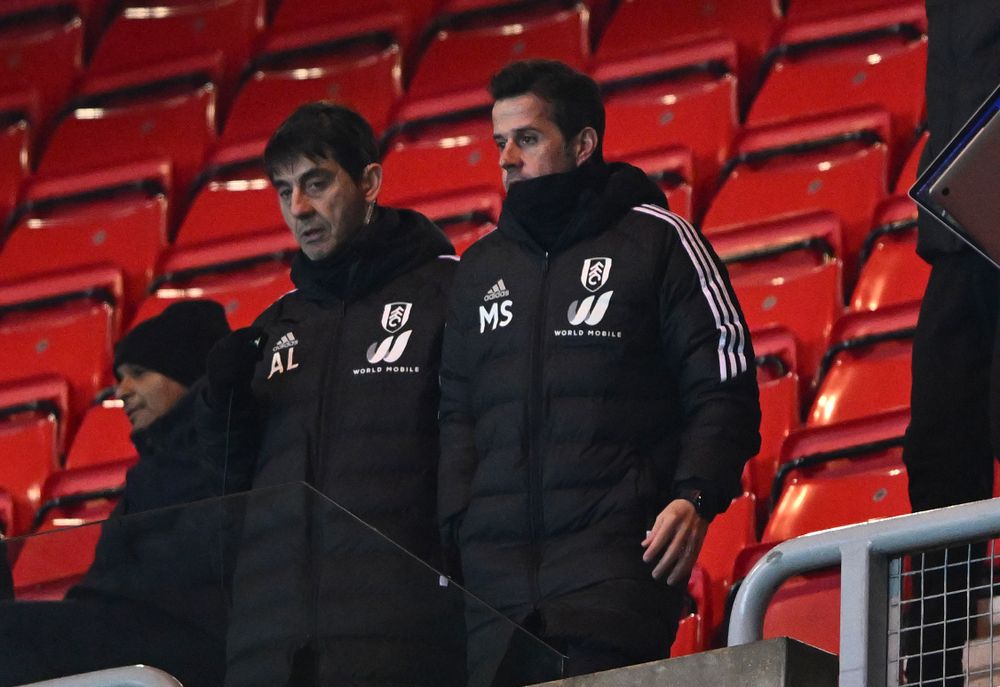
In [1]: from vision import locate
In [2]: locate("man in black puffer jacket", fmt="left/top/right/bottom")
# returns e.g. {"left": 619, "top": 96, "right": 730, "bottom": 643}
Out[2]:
{"left": 206, "top": 102, "right": 465, "bottom": 686}
{"left": 439, "top": 60, "right": 761, "bottom": 682}
{"left": 0, "top": 300, "right": 235, "bottom": 687}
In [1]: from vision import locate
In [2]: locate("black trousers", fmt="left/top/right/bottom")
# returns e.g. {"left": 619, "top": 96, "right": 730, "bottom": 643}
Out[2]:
{"left": 902, "top": 251, "right": 1000, "bottom": 686}
{"left": 0, "top": 597, "right": 225, "bottom": 687}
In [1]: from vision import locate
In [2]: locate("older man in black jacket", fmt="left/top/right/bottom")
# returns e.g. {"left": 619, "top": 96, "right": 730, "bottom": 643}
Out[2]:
{"left": 439, "top": 60, "right": 761, "bottom": 682}
{"left": 0, "top": 300, "right": 234, "bottom": 687}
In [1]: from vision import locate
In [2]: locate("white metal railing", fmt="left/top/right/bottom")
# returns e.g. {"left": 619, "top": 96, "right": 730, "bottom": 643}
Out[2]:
{"left": 728, "top": 497, "right": 1000, "bottom": 687}
{"left": 16, "top": 666, "right": 182, "bottom": 687}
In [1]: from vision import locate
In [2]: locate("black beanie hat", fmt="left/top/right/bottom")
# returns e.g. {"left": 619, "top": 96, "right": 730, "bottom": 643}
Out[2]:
{"left": 114, "top": 300, "right": 231, "bottom": 387}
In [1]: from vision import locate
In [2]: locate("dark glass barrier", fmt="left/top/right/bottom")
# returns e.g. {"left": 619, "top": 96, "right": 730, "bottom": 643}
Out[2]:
{"left": 0, "top": 483, "right": 565, "bottom": 687}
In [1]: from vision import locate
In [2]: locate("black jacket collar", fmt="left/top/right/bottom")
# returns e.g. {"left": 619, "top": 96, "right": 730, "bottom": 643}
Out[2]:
{"left": 497, "top": 162, "right": 669, "bottom": 255}
{"left": 290, "top": 207, "right": 454, "bottom": 302}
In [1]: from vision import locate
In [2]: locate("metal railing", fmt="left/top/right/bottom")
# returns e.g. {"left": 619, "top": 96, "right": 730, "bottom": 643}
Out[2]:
{"left": 17, "top": 666, "right": 182, "bottom": 687}
{"left": 729, "top": 497, "right": 1000, "bottom": 687}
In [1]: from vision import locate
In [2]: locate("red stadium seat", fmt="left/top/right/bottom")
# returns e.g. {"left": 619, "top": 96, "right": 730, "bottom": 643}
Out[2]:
{"left": 850, "top": 195, "right": 928, "bottom": 312}
{"left": 0, "top": 489, "right": 13, "bottom": 539}
{"left": 807, "top": 300, "right": 916, "bottom": 426}
{"left": 669, "top": 612, "right": 706, "bottom": 657}
{"left": 743, "top": 327, "right": 801, "bottom": 512}
{"left": 65, "top": 401, "right": 136, "bottom": 470}
{"left": 0, "top": 376, "right": 67, "bottom": 534}
{"left": 597, "top": 37, "right": 739, "bottom": 214}
{"left": 597, "top": 0, "right": 781, "bottom": 106}
{"left": 0, "top": 4, "right": 83, "bottom": 138}
{"left": 408, "top": 189, "right": 501, "bottom": 256}
{"left": 893, "top": 128, "right": 927, "bottom": 195}
{"left": 39, "top": 67, "right": 217, "bottom": 206}
{"left": 131, "top": 233, "right": 296, "bottom": 330}
{"left": 763, "top": 567, "right": 841, "bottom": 654}
{"left": 747, "top": 2, "right": 926, "bottom": 166}
{"left": 10, "top": 520, "right": 101, "bottom": 600}
{"left": 222, "top": 30, "right": 403, "bottom": 145}
{"left": 399, "top": 4, "right": 590, "bottom": 126}
{"left": 86, "top": 0, "right": 265, "bottom": 97}
{"left": 765, "top": 407, "right": 911, "bottom": 542}
{"left": 0, "top": 266, "right": 122, "bottom": 429}
{"left": 0, "top": 107, "right": 30, "bottom": 226}
{"left": 32, "top": 459, "right": 133, "bottom": 532}
{"left": 175, "top": 141, "right": 284, "bottom": 247}
{"left": 711, "top": 211, "right": 845, "bottom": 385}
{"left": 270, "top": 0, "right": 434, "bottom": 55}
{"left": 0, "top": 159, "right": 170, "bottom": 318}
{"left": 617, "top": 146, "right": 694, "bottom": 221}
{"left": 703, "top": 108, "right": 891, "bottom": 280}
{"left": 697, "top": 493, "right": 757, "bottom": 637}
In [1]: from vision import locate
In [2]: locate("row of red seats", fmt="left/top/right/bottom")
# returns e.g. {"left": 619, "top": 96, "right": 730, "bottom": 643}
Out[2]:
{"left": 0, "top": 0, "right": 926, "bottom": 228}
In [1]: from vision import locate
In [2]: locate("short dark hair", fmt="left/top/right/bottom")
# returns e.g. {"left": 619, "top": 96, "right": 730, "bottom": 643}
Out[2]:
{"left": 264, "top": 101, "right": 378, "bottom": 182}
{"left": 489, "top": 59, "right": 605, "bottom": 163}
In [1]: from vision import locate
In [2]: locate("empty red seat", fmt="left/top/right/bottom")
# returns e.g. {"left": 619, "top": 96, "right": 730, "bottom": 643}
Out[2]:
{"left": 86, "top": 0, "right": 265, "bottom": 97}
{"left": 697, "top": 493, "right": 758, "bottom": 637}
{"left": 0, "top": 266, "right": 122, "bottom": 429}
{"left": 65, "top": 401, "right": 136, "bottom": 470}
{"left": 743, "top": 327, "right": 801, "bottom": 511}
{"left": 0, "top": 159, "right": 170, "bottom": 318}
{"left": 175, "top": 141, "right": 284, "bottom": 248}
{"left": 670, "top": 612, "right": 706, "bottom": 657}
{"left": 10, "top": 519, "right": 102, "bottom": 600}
{"left": 747, "top": 2, "right": 926, "bottom": 167}
{"left": 0, "top": 116, "right": 29, "bottom": 226}
{"left": 409, "top": 189, "right": 501, "bottom": 256}
{"left": 270, "top": 0, "right": 434, "bottom": 55}
{"left": 807, "top": 300, "right": 916, "bottom": 426}
{"left": 711, "top": 211, "right": 845, "bottom": 384}
{"left": 765, "top": 407, "right": 911, "bottom": 542}
{"left": 763, "top": 567, "right": 841, "bottom": 654}
{"left": 0, "top": 375, "right": 68, "bottom": 534}
{"left": 0, "top": 4, "right": 83, "bottom": 138}
{"left": 618, "top": 146, "right": 694, "bottom": 221}
{"left": 704, "top": 108, "right": 891, "bottom": 279}
{"left": 598, "top": 0, "right": 781, "bottom": 105}
{"left": 39, "top": 63, "right": 218, "bottom": 203}
{"left": 893, "top": 128, "right": 928, "bottom": 194}
{"left": 850, "top": 195, "right": 928, "bottom": 312}
{"left": 32, "top": 459, "right": 133, "bottom": 532}
{"left": 132, "top": 233, "right": 296, "bottom": 330}
{"left": 598, "top": 37, "right": 739, "bottom": 213}
{"left": 222, "top": 30, "right": 403, "bottom": 145}
{"left": 399, "top": 4, "right": 590, "bottom": 125}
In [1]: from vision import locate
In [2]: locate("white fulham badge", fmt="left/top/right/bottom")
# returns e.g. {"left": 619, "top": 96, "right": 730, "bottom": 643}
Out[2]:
{"left": 568, "top": 257, "right": 614, "bottom": 326}
{"left": 368, "top": 302, "right": 413, "bottom": 363}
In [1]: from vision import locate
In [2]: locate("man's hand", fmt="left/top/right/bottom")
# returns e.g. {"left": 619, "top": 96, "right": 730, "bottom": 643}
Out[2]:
{"left": 641, "top": 498, "right": 709, "bottom": 586}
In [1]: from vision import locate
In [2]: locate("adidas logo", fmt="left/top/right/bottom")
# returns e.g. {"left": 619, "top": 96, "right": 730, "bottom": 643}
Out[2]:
{"left": 483, "top": 279, "right": 510, "bottom": 302}
{"left": 272, "top": 332, "right": 299, "bottom": 352}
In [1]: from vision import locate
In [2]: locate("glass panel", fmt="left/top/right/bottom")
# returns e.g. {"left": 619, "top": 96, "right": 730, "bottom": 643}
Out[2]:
{"left": 1, "top": 482, "right": 565, "bottom": 687}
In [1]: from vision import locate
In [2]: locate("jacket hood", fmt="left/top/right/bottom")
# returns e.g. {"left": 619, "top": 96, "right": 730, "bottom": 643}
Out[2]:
{"left": 291, "top": 207, "right": 454, "bottom": 302}
{"left": 497, "top": 161, "right": 669, "bottom": 254}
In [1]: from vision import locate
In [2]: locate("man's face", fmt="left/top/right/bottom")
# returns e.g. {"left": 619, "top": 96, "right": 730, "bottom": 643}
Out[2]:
{"left": 492, "top": 93, "right": 578, "bottom": 191}
{"left": 115, "top": 364, "right": 188, "bottom": 432}
{"left": 271, "top": 155, "right": 370, "bottom": 261}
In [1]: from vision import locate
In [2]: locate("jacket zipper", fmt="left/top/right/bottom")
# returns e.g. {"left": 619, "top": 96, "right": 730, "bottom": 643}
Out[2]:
{"left": 527, "top": 252, "right": 549, "bottom": 607}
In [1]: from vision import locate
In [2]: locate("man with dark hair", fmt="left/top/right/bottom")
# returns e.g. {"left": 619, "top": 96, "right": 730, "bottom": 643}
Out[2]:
{"left": 206, "top": 101, "right": 462, "bottom": 686}
{"left": 0, "top": 300, "right": 234, "bottom": 687}
{"left": 439, "top": 59, "right": 761, "bottom": 680}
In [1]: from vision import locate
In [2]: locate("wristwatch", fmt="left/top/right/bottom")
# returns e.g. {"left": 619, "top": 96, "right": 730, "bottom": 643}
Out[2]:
{"left": 675, "top": 487, "right": 716, "bottom": 522}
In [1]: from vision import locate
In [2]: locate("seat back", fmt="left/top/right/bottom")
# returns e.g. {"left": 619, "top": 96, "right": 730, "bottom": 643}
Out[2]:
{"left": 850, "top": 195, "right": 928, "bottom": 312}
{"left": 65, "top": 401, "right": 136, "bottom": 470}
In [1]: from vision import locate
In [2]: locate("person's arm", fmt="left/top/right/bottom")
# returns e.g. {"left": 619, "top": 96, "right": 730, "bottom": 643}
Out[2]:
{"left": 641, "top": 211, "right": 762, "bottom": 585}
{"left": 437, "top": 295, "right": 478, "bottom": 582}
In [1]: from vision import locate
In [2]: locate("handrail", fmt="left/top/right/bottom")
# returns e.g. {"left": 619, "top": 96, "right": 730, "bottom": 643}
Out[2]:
{"left": 17, "top": 665, "right": 182, "bottom": 687}
{"left": 729, "top": 497, "right": 1000, "bottom": 686}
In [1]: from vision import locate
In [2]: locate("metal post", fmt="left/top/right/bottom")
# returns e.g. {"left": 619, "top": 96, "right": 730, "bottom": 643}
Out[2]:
{"left": 839, "top": 540, "right": 888, "bottom": 687}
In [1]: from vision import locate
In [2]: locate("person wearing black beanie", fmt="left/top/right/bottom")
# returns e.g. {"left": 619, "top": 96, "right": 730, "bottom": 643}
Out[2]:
{"left": 0, "top": 299, "right": 238, "bottom": 687}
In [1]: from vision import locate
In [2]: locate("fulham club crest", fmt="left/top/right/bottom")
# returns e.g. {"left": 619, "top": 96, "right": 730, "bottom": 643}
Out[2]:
{"left": 581, "top": 257, "right": 612, "bottom": 293}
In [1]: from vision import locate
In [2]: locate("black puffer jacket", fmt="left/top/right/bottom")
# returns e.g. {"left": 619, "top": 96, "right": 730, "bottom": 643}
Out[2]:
{"left": 70, "top": 377, "right": 229, "bottom": 639}
{"left": 223, "top": 207, "right": 465, "bottom": 687}
{"left": 439, "top": 163, "right": 761, "bottom": 616}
